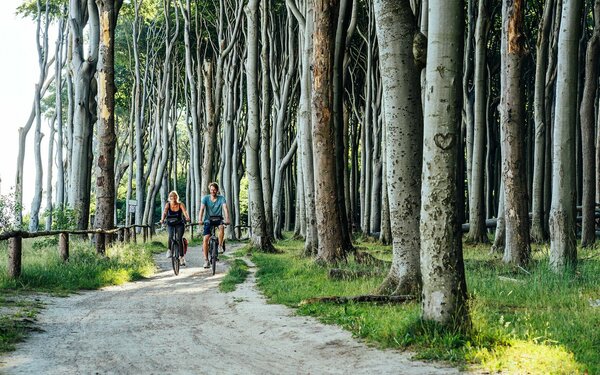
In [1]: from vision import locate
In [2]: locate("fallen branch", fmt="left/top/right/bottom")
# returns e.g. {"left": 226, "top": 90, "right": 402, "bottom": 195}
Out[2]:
{"left": 328, "top": 268, "right": 380, "bottom": 280}
{"left": 354, "top": 251, "right": 390, "bottom": 268}
{"left": 300, "top": 294, "right": 415, "bottom": 306}
{"left": 498, "top": 276, "right": 526, "bottom": 284}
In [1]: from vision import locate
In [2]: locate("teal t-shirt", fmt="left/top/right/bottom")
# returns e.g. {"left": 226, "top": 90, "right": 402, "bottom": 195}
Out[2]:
{"left": 202, "top": 195, "right": 226, "bottom": 222}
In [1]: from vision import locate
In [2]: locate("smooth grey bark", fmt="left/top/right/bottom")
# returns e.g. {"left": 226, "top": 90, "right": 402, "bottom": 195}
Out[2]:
{"left": 374, "top": 0, "right": 423, "bottom": 295}
{"left": 45, "top": 117, "right": 56, "bottom": 231}
{"left": 245, "top": 0, "right": 272, "bottom": 251}
{"left": 55, "top": 16, "right": 66, "bottom": 210}
{"left": 30, "top": 0, "right": 51, "bottom": 232}
{"left": 69, "top": 0, "right": 99, "bottom": 230}
{"left": 360, "top": 10, "right": 374, "bottom": 234}
{"left": 272, "top": 13, "right": 298, "bottom": 239}
{"left": 579, "top": 0, "right": 600, "bottom": 248}
{"left": 370, "top": 81, "right": 383, "bottom": 234}
{"left": 288, "top": 0, "right": 318, "bottom": 255}
{"left": 379, "top": 106, "right": 391, "bottom": 245}
{"left": 202, "top": 59, "right": 215, "bottom": 190}
{"left": 466, "top": 0, "right": 489, "bottom": 243}
{"left": 260, "top": 0, "right": 274, "bottom": 240}
{"left": 420, "top": 0, "right": 469, "bottom": 330}
{"left": 549, "top": 0, "right": 583, "bottom": 273}
{"left": 530, "top": 0, "right": 555, "bottom": 243}
{"left": 132, "top": 0, "right": 145, "bottom": 228}
{"left": 179, "top": 0, "right": 202, "bottom": 221}
{"left": 500, "top": 0, "right": 530, "bottom": 266}
{"left": 491, "top": 181, "right": 505, "bottom": 253}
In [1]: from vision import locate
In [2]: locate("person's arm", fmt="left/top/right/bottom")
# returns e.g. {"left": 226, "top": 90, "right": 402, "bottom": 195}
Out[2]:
{"left": 160, "top": 203, "right": 169, "bottom": 224}
{"left": 181, "top": 203, "right": 191, "bottom": 222}
{"left": 222, "top": 203, "right": 230, "bottom": 224}
{"left": 198, "top": 203, "right": 205, "bottom": 225}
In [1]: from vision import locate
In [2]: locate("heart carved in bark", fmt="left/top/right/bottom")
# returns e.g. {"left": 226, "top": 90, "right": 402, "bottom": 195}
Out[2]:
{"left": 433, "top": 133, "right": 455, "bottom": 150}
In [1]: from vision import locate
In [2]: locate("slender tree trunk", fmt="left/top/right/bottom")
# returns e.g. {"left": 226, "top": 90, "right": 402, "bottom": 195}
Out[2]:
{"left": 466, "top": 0, "right": 489, "bottom": 243}
{"left": 55, "top": 17, "right": 66, "bottom": 210}
{"left": 420, "top": 0, "right": 469, "bottom": 330}
{"left": 374, "top": 0, "right": 423, "bottom": 295}
{"left": 531, "top": 0, "right": 554, "bottom": 243}
{"left": 549, "top": 0, "right": 583, "bottom": 273}
{"left": 246, "top": 0, "right": 272, "bottom": 251}
{"left": 500, "top": 0, "right": 530, "bottom": 266}
{"left": 579, "top": 0, "right": 600, "bottom": 247}
{"left": 312, "top": 0, "right": 346, "bottom": 264}
{"left": 94, "top": 0, "right": 122, "bottom": 251}
{"left": 45, "top": 117, "right": 56, "bottom": 231}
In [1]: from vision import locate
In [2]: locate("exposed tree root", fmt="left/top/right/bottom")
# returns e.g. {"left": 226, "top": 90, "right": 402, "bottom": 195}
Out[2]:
{"left": 328, "top": 268, "right": 380, "bottom": 280}
{"left": 300, "top": 294, "right": 415, "bottom": 306}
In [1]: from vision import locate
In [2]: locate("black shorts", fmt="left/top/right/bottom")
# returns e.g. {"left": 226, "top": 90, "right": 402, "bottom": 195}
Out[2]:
{"left": 203, "top": 220, "right": 223, "bottom": 236}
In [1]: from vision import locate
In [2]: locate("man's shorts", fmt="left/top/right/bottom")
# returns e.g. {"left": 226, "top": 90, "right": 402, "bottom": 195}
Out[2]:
{"left": 203, "top": 220, "right": 223, "bottom": 236}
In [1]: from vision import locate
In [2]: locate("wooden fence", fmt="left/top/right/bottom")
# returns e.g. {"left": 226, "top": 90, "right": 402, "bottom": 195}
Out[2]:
{"left": 0, "top": 222, "right": 202, "bottom": 279}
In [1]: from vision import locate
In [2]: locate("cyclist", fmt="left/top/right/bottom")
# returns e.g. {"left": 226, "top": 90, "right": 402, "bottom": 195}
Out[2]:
{"left": 198, "top": 182, "right": 230, "bottom": 268}
{"left": 160, "top": 191, "right": 191, "bottom": 266}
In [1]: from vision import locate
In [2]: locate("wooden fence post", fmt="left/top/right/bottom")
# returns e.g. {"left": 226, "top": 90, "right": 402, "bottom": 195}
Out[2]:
{"left": 8, "top": 236, "right": 22, "bottom": 278}
{"left": 118, "top": 228, "right": 124, "bottom": 243}
{"left": 96, "top": 233, "right": 106, "bottom": 255}
{"left": 59, "top": 233, "right": 69, "bottom": 261}
{"left": 124, "top": 228, "right": 130, "bottom": 243}
{"left": 132, "top": 227, "right": 137, "bottom": 244}
{"left": 190, "top": 224, "right": 194, "bottom": 241}
{"left": 143, "top": 227, "right": 147, "bottom": 243}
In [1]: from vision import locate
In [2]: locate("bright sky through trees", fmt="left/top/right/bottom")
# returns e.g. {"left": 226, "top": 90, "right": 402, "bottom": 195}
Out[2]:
{"left": 0, "top": 0, "right": 43, "bottom": 208}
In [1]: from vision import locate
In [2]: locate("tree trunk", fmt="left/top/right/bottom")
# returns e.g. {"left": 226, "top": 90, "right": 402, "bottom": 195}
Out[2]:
{"left": 245, "top": 0, "right": 272, "bottom": 251}
{"left": 549, "top": 0, "right": 582, "bottom": 273}
{"left": 579, "top": 0, "right": 600, "bottom": 248}
{"left": 312, "top": 0, "right": 346, "bottom": 264}
{"left": 374, "top": 0, "right": 423, "bottom": 295}
{"left": 530, "top": 0, "right": 555, "bottom": 243}
{"left": 420, "top": 0, "right": 469, "bottom": 330}
{"left": 45, "top": 117, "right": 56, "bottom": 231}
{"left": 500, "top": 0, "right": 530, "bottom": 266}
{"left": 94, "top": 0, "right": 122, "bottom": 245}
{"left": 466, "top": 0, "right": 489, "bottom": 243}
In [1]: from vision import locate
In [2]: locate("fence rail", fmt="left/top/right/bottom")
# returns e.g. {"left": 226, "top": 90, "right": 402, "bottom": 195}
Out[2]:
{"left": 0, "top": 222, "right": 204, "bottom": 280}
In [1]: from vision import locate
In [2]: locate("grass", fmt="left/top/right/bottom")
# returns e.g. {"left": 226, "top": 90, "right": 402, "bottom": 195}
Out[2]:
{"left": 219, "top": 258, "right": 250, "bottom": 292}
{"left": 0, "top": 235, "right": 160, "bottom": 354}
{"left": 252, "top": 234, "right": 600, "bottom": 374}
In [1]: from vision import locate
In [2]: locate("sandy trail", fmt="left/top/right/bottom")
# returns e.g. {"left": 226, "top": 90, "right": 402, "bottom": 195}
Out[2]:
{"left": 1, "top": 244, "right": 460, "bottom": 374}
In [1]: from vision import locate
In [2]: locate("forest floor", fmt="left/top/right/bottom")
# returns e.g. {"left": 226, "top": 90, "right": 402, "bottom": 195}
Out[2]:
{"left": 0, "top": 243, "right": 461, "bottom": 374}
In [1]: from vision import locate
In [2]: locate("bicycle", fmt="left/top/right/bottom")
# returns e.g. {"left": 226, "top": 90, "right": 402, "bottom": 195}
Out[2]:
{"left": 207, "top": 216, "right": 226, "bottom": 276}
{"left": 166, "top": 223, "right": 185, "bottom": 276}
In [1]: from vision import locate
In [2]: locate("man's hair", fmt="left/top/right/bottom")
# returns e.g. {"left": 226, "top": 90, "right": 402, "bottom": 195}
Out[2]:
{"left": 208, "top": 182, "right": 220, "bottom": 193}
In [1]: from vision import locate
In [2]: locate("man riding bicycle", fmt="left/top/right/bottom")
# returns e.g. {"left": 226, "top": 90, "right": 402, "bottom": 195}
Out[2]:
{"left": 160, "top": 191, "right": 191, "bottom": 266}
{"left": 198, "top": 182, "right": 230, "bottom": 269}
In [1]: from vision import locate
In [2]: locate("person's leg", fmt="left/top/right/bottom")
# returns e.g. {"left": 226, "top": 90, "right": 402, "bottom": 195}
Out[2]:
{"left": 176, "top": 225, "right": 185, "bottom": 264}
{"left": 166, "top": 225, "right": 175, "bottom": 257}
{"left": 218, "top": 224, "right": 224, "bottom": 248}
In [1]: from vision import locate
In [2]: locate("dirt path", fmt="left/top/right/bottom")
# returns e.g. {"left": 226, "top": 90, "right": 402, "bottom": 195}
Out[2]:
{"left": 1, "top": 245, "right": 460, "bottom": 374}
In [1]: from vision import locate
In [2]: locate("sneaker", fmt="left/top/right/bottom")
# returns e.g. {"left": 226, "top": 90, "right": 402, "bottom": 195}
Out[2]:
{"left": 165, "top": 250, "right": 172, "bottom": 258}
{"left": 180, "top": 257, "right": 186, "bottom": 266}
{"left": 218, "top": 244, "right": 224, "bottom": 253}
{"left": 203, "top": 260, "right": 210, "bottom": 268}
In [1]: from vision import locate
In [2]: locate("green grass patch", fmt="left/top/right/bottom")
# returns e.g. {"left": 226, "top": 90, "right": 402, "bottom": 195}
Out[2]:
{"left": 253, "top": 235, "right": 599, "bottom": 374}
{"left": 0, "top": 236, "right": 159, "bottom": 354}
{"left": 220, "top": 259, "right": 250, "bottom": 292}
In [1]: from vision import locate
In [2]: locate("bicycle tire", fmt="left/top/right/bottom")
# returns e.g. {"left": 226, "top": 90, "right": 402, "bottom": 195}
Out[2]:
{"left": 210, "top": 239, "right": 218, "bottom": 275}
{"left": 172, "top": 241, "right": 180, "bottom": 276}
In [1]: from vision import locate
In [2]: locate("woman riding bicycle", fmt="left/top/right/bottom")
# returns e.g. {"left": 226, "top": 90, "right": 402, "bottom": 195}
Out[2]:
{"left": 198, "top": 182, "right": 230, "bottom": 268}
{"left": 160, "top": 191, "right": 191, "bottom": 266}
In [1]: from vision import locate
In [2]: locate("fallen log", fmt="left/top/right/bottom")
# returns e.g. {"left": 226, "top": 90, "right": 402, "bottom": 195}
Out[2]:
{"left": 354, "top": 251, "right": 390, "bottom": 268}
{"left": 300, "top": 294, "right": 415, "bottom": 306}
{"left": 328, "top": 268, "right": 380, "bottom": 280}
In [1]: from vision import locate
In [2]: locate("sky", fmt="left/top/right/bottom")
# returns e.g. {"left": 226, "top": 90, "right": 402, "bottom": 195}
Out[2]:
{"left": 0, "top": 0, "right": 50, "bottom": 210}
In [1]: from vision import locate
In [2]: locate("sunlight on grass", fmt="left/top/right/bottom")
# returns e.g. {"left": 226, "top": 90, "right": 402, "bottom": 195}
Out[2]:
{"left": 468, "top": 340, "right": 582, "bottom": 374}
{"left": 252, "top": 233, "right": 600, "bottom": 374}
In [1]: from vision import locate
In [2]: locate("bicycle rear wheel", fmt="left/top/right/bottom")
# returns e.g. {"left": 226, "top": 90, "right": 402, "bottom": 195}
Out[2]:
{"left": 172, "top": 242, "right": 180, "bottom": 276}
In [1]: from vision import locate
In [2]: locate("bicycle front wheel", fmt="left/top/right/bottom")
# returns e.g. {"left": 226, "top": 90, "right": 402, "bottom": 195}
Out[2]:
{"left": 210, "top": 240, "right": 218, "bottom": 275}
{"left": 172, "top": 242, "right": 180, "bottom": 275}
